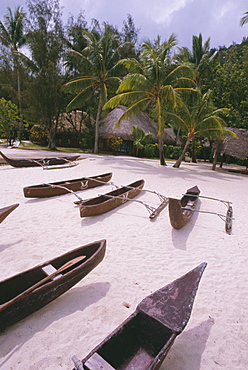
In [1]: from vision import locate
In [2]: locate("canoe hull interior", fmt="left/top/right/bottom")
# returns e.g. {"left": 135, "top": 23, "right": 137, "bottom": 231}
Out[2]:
{"left": 0, "top": 240, "right": 106, "bottom": 331}
{"left": 23, "top": 173, "right": 113, "bottom": 198}
{"left": 81, "top": 312, "right": 175, "bottom": 370}
{"left": 75, "top": 263, "right": 207, "bottom": 370}
{"left": 79, "top": 179, "right": 145, "bottom": 217}
{"left": 169, "top": 186, "right": 200, "bottom": 229}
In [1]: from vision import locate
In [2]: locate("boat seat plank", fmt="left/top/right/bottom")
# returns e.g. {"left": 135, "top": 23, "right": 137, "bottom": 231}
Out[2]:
{"left": 41, "top": 264, "right": 62, "bottom": 280}
{"left": 84, "top": 353, "right": 115, "bottom": 370}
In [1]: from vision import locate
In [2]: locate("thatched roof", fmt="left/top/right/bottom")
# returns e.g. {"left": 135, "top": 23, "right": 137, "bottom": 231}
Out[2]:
{"left": 222, "top": 128, "right": 248, "bottom": 159}
{"left": 99, "top": 105, "right": 178, "bottom": 144}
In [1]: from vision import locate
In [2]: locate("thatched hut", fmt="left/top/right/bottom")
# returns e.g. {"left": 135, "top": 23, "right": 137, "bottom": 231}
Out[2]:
{"left": 212, "top": 128, "right": 248, "bottom": 172}
{"left": 222, "top": 128, "right": 248, "bottom": 159}
{"left": 99, "top": 105, "right": 179, "bottom": 154}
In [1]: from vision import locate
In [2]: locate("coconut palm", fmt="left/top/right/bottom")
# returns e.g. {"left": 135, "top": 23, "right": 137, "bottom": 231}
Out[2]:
{"left": 104, "top": 34, "right": 196, "bottom": 165}
{"left": 176, "top": 33, "right": 212, "bottom": 87}
{"left": 63, "top": 24, "right": 132, "bottom": 153}
{"left": 0, "top": 6, "right": 26, "bottom": 139}
{"left": 240, "top": 11, "right": 248, "bottom": 26}
{"left": 132, "top": 125, "right": 152, "bottom": 156}
{"left": 165, "top": 89, "right": 233, "bottom": 168}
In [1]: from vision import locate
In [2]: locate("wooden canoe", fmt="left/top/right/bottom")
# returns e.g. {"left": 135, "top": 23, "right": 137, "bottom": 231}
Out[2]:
{"left": 23, "top": 173, "right": 113, "bottom": 198}
{"left": 0, "top": 203, "right": 19, "bottom": 224}
{"left": 0, "top": 150, "right": 80, "bottom": 168}
{"left": 79, "top": 179, "right": 145, "bottom": 217}
{"left": 0, "top": 239, "right": 106, "bottom": 331}
{"left": 72, "top": 262, "right": 207, "bottom": 370}
{"left": 168, "top": 185, "right": 200, "bottom": 229}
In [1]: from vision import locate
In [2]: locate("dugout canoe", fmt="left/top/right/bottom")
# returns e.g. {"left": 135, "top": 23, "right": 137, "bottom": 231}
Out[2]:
{"left": 0, "top": 239, "right": 106, "bottom": 331}
{"left": 168, "top": 185, "right": 200, "bottom": 229}
{"left": 23, "top": 172, "right": 113, "bottom": 198}
{"left": 0, "top": 203, "right": 19, "bottom": 224}
{"left": 79, "top": 179, "right": 145, "bottom": 217}
{"left": 0, "top": 150, "right": 80, "bottom": 168}
{"left": 72, "top": 262, "right": 207, "bottom": 370}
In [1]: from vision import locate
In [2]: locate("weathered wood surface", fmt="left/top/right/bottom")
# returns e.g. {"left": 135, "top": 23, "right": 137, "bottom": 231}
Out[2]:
{"left": 73, "top": 263, "right": 207, "bottom": 370}
{"left": 0, "top": 239, "right": 106, "bottom": 331}
{"left": 0, "top": 150, "right": 80, "bottom": 168}
{"left": 23, "top": 173, "right": 113, "bottom": 198}
{"left": 79, "top": 179, "right": 145, "bottom": 217}
{"left": 0, "top": 203, "right": 19, "bottom": 224}
{"left": 168, "top": 185, "right": 200, "bottom": 229}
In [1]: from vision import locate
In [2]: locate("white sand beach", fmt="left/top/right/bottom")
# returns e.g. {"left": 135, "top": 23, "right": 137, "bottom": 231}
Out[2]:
{"left": 0, "top": 147, "right": 247, "bottom": 370}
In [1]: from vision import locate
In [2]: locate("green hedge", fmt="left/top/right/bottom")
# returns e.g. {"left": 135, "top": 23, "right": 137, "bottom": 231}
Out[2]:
{"left": 144, "top": 144, "right": 183, "bottom": 159}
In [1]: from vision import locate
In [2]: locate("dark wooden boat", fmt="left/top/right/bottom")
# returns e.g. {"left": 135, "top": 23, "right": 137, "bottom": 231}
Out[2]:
{"left": 23, "top": 173, "right": 113, "bottom": 198}
{"left": 72, "top": 262, "right": 207, "bottom": 370}
{"left": 0, "top": 239, "right": 106, "bottom": 331}
{"left": 168, "top": 185, "right": 200, "bottom": 229}
{"left": 0, "top": 150, "right": 80, "bottom": 168}
{"left": 79, "top": 179, "right": 145, "bottom": 217}
{"left": 0, "top": 203, "right": 19, "bottom": 224}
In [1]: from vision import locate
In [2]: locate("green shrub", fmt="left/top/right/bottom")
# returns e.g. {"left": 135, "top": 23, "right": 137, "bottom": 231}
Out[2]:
{"left": 144, "top": 144, "right": 158, "bottom": 158}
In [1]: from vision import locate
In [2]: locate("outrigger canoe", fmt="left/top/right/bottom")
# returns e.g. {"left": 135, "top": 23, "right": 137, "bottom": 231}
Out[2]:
{"left": 0, "top": 203, "right": 19, "bottom": 224}
{"left": 0, "top": 239, "right": 106, "bottom": 331}
{"left": 23, "top": 173, "right": 113, "bottom": 198}
{"left": 168, "top": 185, "right": 200, "bottom": 229}
{"left": 0, "top": 150, "right": 80, "bottom": 168}
{"left": 79, "top": 179, "right": 145, "bottom": 217}
{"left": 72, "top": 262, "right": 207, "bottom": 370}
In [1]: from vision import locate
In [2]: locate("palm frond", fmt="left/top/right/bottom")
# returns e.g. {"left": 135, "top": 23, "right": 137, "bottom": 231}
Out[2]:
{"left": 63, "top": 77, "right": 95, "bottom": 93}
{"left": 115, "top": 99, "right": 149, "bottom": 126}
{"left": 103, "top": 91, "right": 149, "bottom": 110}
{"left": 66, "top": 86, "right": 93, "bottom": 112}
{"left": 116, "top": 74, "right": 151, "bottom": 93}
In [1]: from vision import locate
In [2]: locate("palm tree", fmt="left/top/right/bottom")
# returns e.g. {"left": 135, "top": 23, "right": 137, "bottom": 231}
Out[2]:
{"left": 240, "top": 11, "right": 248, "bottom": 26}
{"left": 132, "top": 125, "right": 152, "bottom": 156}
{"left": 176, "top": 33, "right": 211, "bottom": 87}
{"left": 104, "top": 35, "right": 196, "bottom": 165}
{"left": 165, "top": 89, "right": 233, "bottom": 168}
{"left": 0, "top": 6, "right": 26, "bottom": 139}
{"left": 63, "top": 24, "right": 132, "bottom": 153}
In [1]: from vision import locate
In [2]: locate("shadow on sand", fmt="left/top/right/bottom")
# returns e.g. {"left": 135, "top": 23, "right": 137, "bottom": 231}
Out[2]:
{"left": 0, "top": 281, "right": 110, "bottom": 367}
{"left": 161, "top": 316, "right": 215, "bottom": 369}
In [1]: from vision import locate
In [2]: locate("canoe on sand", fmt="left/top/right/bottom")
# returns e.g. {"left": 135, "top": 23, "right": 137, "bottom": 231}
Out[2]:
{"left": 0, "top": 150, "right": 80, "bottom": 168}
{"left": 72, "top": 262, "right": 207, "bottom": 370}
{"left": 23, "top": 173, "right": 113, "bottom": 198}
{"left": 0, "top": 239, "right": 106, "bottom": 331}
{"left": 0, "top": 203, "right": 19, "bottom": 224}
{"left": 79, "top": 179, "right": 145, "bottom": 217}
{"left": 168, "top": 185, "right": 200, "bottom": 229}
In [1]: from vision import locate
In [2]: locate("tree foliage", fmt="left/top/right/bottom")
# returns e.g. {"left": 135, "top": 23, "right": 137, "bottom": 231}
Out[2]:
{"left": 0, "top": 98, "right": 19, "bottom": 144}
{"left": 104, "top": 34, "right": 196, "bottom": 165}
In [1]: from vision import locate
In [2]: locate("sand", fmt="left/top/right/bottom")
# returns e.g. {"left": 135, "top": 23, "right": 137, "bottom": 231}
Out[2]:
{"left": 0, "top": 147, "right": 247, "bottom": 370}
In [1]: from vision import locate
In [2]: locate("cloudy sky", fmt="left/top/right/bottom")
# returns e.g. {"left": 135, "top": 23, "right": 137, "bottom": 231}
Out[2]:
{"left": 1, "top": 0, "right": 248, "bottom": 49}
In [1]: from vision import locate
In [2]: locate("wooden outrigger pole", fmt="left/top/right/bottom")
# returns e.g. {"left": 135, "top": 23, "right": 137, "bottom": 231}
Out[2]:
{"left": 181, "top": 193, "right": 234, "bottom": 234}
{"left": 73, "top": 178, "right": 169, "bottom": 220}
{"left": 98, "top": 193, "right": 169, "bottom": 220}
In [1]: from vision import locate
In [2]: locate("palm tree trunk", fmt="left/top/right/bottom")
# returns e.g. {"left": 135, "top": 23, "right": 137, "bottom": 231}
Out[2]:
{"left": 17, "top": 67, "right": 23, "bottom": 141}
{"left": 173, "top": 140, "right": 190, "bottom": 168}
{"left": 94, "top": 95, "right": 102, "bottom": 154}
{"left": 158, "top": 136, "right": 166, "bottom": 165}
{"left": 191, "top": 138, "right": 197, "bottom": 163}
{"left": 212, "top": 149, "right": 218, "bottom": 170}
